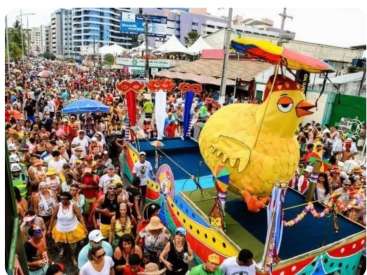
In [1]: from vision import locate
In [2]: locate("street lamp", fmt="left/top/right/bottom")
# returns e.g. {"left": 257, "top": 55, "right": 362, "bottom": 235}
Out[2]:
{"left": 139, "top": 8, "right": 149, "bottom": 80}
{"left": 17, "top": 10, "right": 36, "bottom": 58}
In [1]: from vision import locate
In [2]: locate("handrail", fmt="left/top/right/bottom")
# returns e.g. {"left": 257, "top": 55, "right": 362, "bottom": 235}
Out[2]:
{"left": 7, "top": 217, "right": 20, "bottom": 274}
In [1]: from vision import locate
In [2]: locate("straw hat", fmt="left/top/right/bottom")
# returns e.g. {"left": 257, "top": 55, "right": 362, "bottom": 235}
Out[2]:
{"left": 145, "top": 216, "right": 164, "bottom": 231}
{"left": 34, "top": 159, "right": 44, "bottom": 167}
{"left": 46, "top": 168, "right": 57, "bottom": 176}
{"left": 141, "top": 263, "right": 166, "bottom": 275}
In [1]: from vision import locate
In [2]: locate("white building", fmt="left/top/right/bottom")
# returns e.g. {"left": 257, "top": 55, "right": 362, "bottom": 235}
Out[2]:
{"left": 30, "top": 25, "right": 49, "bottom": 55}
{"left": 51, "top": 9, "right": 73, "bottom": 58}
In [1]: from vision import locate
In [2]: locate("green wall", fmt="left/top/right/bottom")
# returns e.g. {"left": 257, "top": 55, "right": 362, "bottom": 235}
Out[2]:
{"left": 327, "top": 93, "right": 366, "bottom": 126}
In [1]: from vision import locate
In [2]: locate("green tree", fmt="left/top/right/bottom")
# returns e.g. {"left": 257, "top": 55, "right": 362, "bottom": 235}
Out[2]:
{"left": 6, "top": 20, "right": 27, "bottom": 61}
{"left": 103, "top": 53, "right": 115, "bottom": 66}
{"left": 184, "top": 31, "right": 200, "bottom": 47}
{"left": 42, "top": 52, "right": 56, "bottom": 60}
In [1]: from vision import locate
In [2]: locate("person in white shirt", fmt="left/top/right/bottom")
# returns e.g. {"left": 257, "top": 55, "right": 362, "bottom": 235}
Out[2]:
{"left": 132, "top": 152, "right": 154, "bottom": 208}
{"left": 79, "top": 246, "right": 115, "bottom": 275}
{"left": 71, "top": 130, "right": 90, "bottom": 155}
{"left": 69, "top": 147, "right": 84, "bottom": 168}
{"left": 220, "top": 249, "right": 256, "bottom": 275}
{"left": 48, "top": 150, "right": 67, "bottom": 175}
{"left": 99, "top": 165, "right": 122, "bottom": 193}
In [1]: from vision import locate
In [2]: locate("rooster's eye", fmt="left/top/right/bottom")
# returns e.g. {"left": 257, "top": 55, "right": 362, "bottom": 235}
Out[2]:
{"left": 277, "top": 96, "right": 294, "bottom": 113}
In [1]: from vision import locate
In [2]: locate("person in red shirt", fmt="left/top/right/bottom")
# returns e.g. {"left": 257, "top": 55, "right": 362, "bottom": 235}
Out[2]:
{"left": 121, "top": 254, "right": 143, "bottom": 275}
{"left": 80, "top": 167, "right": 100, "bottom": 218}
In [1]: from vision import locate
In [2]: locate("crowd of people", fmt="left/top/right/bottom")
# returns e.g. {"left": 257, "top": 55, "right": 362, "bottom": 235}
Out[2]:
{"left": 5, "top": 59, "right": 258, "bottom": 275}
{"left": 5, "top": 58, "right": 366, "bottom": 275}
{"left": 292, "top": 121, "right": 366, "bottom": 225}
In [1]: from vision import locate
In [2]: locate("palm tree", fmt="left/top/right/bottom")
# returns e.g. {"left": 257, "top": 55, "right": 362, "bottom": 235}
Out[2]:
{"left": 6, "top": 20, "right": 27, "bottom": 60}
{"left": 184, "top": 31, "right": 200, "bottom": 47}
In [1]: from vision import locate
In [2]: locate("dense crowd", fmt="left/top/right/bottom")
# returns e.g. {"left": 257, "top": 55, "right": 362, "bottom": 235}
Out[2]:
{"left": 292, "top": 121, "right": 366, "bottom": 225}
{"left": 5, "top": 58, "right": 365, "bottom": 275}
{"left": 6, "top": 59, "right": 258, "bottom": 275}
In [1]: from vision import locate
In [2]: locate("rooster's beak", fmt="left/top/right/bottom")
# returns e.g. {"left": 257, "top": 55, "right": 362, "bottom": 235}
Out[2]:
{"left": 296, "top": 100, "right": 315, "bottom": 117}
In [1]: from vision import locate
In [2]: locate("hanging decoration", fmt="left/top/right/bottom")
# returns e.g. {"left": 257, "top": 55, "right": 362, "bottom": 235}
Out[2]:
{"left": 283, "top": 202, "right": 331, "bottom": 227}
{"left": 178, "top": 82, "right": 202, "bottom": 138}
{"left": 147, "top": 79, "right": 175, "bottom": 140}
{"left": 116, "top": 80, "right": 145, "bottom": 126}
{"left": 261, "top": 186, "right": 286, "bottom": 273}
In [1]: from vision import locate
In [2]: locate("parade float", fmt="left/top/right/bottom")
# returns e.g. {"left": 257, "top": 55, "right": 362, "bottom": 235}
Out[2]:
{"left": 120, "top": 37, "right": 365, "bottom": 275}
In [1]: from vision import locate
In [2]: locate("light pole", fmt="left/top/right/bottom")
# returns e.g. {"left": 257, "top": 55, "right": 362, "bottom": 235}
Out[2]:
{"left": 139, "top": 8, "right": 149, "bottom": 80}
{"left": 17, "top": 10, "right": 36, "bottom": 58}
{"left": 219, "top": 8, "right": 233, "bottom": 105}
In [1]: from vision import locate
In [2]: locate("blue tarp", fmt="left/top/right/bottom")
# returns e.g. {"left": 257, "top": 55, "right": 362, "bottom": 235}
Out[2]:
{"left": 62, "top": 99, "right": 110, "bottom": 114}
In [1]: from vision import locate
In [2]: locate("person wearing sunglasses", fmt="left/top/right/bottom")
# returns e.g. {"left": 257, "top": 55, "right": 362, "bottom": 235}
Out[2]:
{"left": 49, "top": 191, "right": 87, "bottom": 266}
{"left": 80, "top": 246, "right": 115, "bottom": 275}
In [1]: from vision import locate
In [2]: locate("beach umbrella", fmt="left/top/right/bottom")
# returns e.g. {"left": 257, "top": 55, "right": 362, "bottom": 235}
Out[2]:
{"left": 38, "top": 70, "right": 52, "bottom": 78}
{"left": 231, "top": 37, "right": 334, "bottom": 73}
{"left": 62, "top": 99, "right": 110, "bottom": 114}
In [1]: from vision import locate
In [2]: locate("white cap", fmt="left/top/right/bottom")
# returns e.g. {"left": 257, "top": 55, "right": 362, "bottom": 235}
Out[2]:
{"left": 11, "top": 163, "right": 22, "bottom": 172}
{"left": 305, "top": 165, "right": 314, "bottom": 173}
{"left": 9, "top": 154, "right": 20, "bottom": 163}
{"left": 8, "top": 144, "right": 17, "bottom": 151}
{"left": 88, "top": 230, "right": 105, "bottom": 242}
{"left": 139, "top": 151, "right": 146, "bottom": 156}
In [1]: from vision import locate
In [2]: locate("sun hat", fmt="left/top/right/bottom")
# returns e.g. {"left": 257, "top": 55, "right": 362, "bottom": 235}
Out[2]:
{"left": 46, "top": 168, "right": 57, "bottom": 176}
{"left": 142, "top": 263, "right": 166, "bottom": 275}
{"left": 145, "top": 216, "right": 164, "bottom": 231}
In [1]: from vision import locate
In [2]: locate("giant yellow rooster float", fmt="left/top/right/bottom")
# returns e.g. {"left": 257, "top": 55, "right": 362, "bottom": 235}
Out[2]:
{"left": 199, "top": 74, "right": 315, "bottom": 212}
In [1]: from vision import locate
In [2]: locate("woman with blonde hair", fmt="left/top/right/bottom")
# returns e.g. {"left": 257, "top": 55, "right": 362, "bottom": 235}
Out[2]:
{"left": 109, "top": 202, "right": 134, "bottom": 247}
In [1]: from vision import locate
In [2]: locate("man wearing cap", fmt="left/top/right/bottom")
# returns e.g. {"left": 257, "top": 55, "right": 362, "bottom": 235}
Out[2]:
{"left": 11, "top": 162, "right": 28, "bottom": 198}
{"left": 69, "top": 146, "right": 84, "bottom": 168}
{"left": 71, "top": 130, "right": 90, "bottom": 155}
{"left": 99, "top": 164, "right": 122, "bottom": 194}
{"left": 189, "top": 253, "right": 222, "bottom": 275}
{"left": 297, "top": 166, "right": 313, "bottom": 195}
{"left": 77, "top": 229, "right": 113, "bottom": 269}
{"left": 133, "top": 152, "right": 154, "bottom": 209}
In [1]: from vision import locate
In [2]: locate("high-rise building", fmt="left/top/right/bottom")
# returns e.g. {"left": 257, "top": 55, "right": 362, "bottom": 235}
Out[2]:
{"left": 72, "top": 8, "right": 134, "bottom": 57}
{"left": 44, "top": 25, "right": 51, "bottom": 53}
{"left": 51, "top": 9, "right": 73, "bottom": 58}
{"left": 29, "top": 25, "right": 48, "bottom": 55}
{"left": 142, "top": 8, "right": 227, "bottom": 46}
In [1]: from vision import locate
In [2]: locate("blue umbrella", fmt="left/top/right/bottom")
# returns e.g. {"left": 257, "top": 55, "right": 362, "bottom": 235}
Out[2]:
{"left": 62, "top": 99, "right": 110, "bottom": 114}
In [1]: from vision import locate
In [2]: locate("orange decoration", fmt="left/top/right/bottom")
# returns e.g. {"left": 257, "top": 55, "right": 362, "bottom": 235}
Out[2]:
{"left": 178, "top": 82, "right": 202, "bottom": 94}
{"left": 147, "top": 79, "right": 175, "bottom": 92}
{"left": 116, "top": 80, "right": 145, "bottom": 95}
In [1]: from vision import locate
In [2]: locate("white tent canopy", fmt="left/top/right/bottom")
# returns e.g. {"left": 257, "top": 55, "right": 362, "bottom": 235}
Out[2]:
{"left": 99, "top": 44, "right": 127, "bottom": 56}
{"left": 153, "top": 35, "right": 193, "bottom": 55}
{"left": 187, "top": 36, "right": 213, "bottom": 55}
{"left": 129, "top": 42, "right": 154, "bottom": 53}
